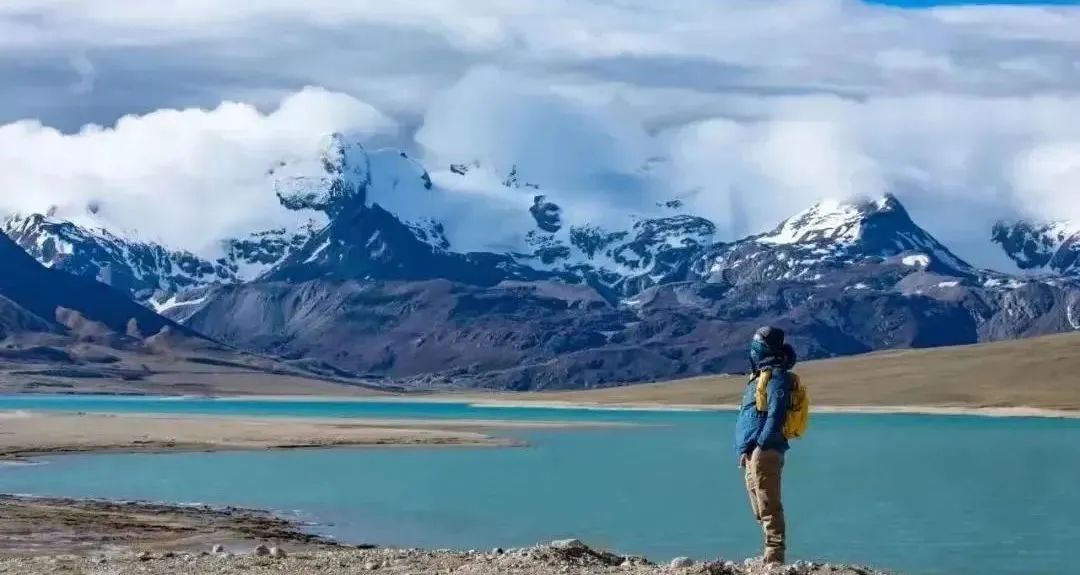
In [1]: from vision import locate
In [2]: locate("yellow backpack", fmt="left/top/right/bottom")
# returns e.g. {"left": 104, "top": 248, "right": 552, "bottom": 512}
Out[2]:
{"left": 755, "top": 369, "right": 810, "bottom": 439}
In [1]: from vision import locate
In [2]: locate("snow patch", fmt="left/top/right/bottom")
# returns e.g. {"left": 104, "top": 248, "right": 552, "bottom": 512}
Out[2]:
{"left": 758, "top": 198, "right": 868, "bottom": 246}
{"left": 304, "top": 239, "right": 332, "bottom": 264}
{"left": 903, "top": 254, "right": 930, "bottom": 268}
{"left": 150, "top": 295, "right": 208, "bottom": 314}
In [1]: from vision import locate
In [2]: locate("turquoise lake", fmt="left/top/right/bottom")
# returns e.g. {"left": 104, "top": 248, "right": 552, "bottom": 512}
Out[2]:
{"left": 0, "top": 395, "right": 1077, "bottom": 575}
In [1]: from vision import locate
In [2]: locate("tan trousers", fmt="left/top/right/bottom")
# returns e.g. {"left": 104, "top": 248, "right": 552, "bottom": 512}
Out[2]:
{"left": 744, "top": 448, "right": 786, "bottom": 564}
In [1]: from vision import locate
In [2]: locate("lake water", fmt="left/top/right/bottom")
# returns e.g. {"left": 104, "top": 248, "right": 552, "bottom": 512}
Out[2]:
{"left": 0, "top": 395, "right": 1077, "bottom": 575}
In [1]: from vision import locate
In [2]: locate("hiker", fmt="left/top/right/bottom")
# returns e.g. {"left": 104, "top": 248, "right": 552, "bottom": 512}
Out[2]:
{"left": 734, "top": 326, "right": 804, "bottom": 565}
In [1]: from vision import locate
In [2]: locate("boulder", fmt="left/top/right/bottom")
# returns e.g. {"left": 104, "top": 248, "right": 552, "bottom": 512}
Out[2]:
{"left": 550, "top": 539, "right": 588, "bottom": 551}
{"left": 670, "top": 557, "right": 695, "bottom": 569}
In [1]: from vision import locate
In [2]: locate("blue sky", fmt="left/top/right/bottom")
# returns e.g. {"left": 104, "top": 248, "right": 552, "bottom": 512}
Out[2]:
{"left": 876, "top": 0, "right": 1079, "bottom": 5}
{"left": 0, "top": 0, "right": 1079, "bottom": 271}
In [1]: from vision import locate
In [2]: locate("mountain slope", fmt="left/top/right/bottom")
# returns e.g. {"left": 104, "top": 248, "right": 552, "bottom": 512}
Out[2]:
{"left": 0, "top": 231, "right": 182, "bottom": 340}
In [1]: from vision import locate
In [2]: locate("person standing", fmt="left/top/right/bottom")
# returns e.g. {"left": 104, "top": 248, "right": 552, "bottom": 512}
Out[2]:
{"left": 734, "top": 326, "right": 796, "bottom": 565}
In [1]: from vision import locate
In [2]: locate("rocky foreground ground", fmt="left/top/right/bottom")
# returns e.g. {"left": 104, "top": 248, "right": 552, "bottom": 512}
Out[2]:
{"left": 0, "top": 541, "right": 890, "bottom": 575}
{"left": 0, "top": 496, "right": 890, "bottom": 575}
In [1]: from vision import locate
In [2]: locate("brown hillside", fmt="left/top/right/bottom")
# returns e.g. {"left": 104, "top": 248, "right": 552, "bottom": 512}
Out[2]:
{"left": 518, "top": 332, "right": 1080, "bottom": 410}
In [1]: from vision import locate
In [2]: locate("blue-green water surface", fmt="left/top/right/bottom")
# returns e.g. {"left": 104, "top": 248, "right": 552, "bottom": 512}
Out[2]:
{"left": 0, "top": 395, "right": 1076, "bottom": 575}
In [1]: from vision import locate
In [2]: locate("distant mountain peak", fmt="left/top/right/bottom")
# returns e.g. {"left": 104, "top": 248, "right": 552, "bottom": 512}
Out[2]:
{"left": 758, "top": 193, "right": 907, "bottom": 247}
{"left": 698, "top": 194, "right": 972, "bottom": 286}
{"left": 272, "top": 132, "right": 369, "bottom": 217}
{"left": 992, "top": 219, "right": 1080, "bottom": 276}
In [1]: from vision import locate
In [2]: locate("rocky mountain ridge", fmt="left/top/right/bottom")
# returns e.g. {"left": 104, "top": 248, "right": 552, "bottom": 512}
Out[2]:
{"left": 1, "top": 213, "right": 317, "bottom": 308}
{"left": 3, "top": 134, "right": 1078, "bottom": 390}
{"left": 164, "top": 186, "right": 1080, "bottom": 389}
{"left": 992, "top": 219, "right": 1080, "bottom": 277}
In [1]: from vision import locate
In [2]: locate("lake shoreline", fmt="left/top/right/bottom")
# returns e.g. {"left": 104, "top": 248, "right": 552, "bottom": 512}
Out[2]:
{"left": 459, "top": 399, "right": 1080, "bottom": 419}
{"left": 0, "top": 495, "right": 886, "bottom": 575}
{"left": 0, "top": 494, "right": 336, "bottom": 556}
{"left": 117, "top": 393, "right": 1080, "bottom": 420}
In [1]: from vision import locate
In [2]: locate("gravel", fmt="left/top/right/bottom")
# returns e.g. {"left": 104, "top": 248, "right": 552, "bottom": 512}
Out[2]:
{"left": 0, "top": 542, "right": 891, "bottom": 575}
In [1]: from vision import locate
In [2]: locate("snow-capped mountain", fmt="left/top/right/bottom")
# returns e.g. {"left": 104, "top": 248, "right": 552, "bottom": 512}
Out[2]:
{"left": 5, "top": 131, "right": 1079, "bottom": 390}
{"left": 3, "top": 213, "right": 229, "bottom": 302}
{"left": 756, "top": 194, "right": 970, "bottom": 273}
{"left": 263, "top": 133, "right": 720, "bottom": 297}
{"left": 163, "top": 170, "right": 1079, "bottom": 389}
{"left": 697, "top": 194, "right": 973, "bottom": 288}
{"left": 2, "top": 212, "right": 316, "bottom": 307}
{"left": 992, "top": 220, "right": 1080, "bottom": 276}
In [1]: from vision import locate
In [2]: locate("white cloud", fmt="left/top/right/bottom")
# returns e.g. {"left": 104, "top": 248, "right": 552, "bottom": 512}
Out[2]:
{"left": 665, "top": 92, "right": 1080, "bottom": 270}
{"left": 417, "top": 67, "right": 652, "bottom": 192}
{"left": 1011, "top": 142, "right": 1080, "bottom": 223}
{"left": 0, "top": 87, "right": 397, "bottom": 255}
{"left": 875, "top": 49, "right": 954, "bottom": 75}
{"left": 1, "top": 1, "right": 1080, "bottom": 271}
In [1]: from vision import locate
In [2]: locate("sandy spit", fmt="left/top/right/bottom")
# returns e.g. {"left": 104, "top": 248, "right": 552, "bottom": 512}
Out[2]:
{"left": 0, "top": 411, "right": 532, "bottom": 460}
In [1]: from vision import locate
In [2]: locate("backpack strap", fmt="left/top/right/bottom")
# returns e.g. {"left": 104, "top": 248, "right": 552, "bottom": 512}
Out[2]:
{"left": 755, "top": 369, "right": 772, "bottom": 412}
{"left": 788, "top": 373, "right": 802, "bottom": 408}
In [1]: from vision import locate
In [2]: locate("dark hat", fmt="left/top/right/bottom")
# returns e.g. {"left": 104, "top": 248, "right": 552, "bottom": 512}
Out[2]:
{"left": 752, "top": 326, "right": 785, "bottom": 353}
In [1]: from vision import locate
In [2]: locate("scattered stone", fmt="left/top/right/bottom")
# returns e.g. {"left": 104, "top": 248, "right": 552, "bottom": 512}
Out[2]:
{"left": 136, "top": 551, "right": 152, "bottom": 562}
{"left": 550, "top": 539, "right": 588, "bottom": 551}
{"left": 253, "top": 544, "right": 271, "bottom": 557}
{"left": 492, "top": 547, "right": 504, "bottom": 555}
{"left": 270, "top": 547, "right": 287, "bottom": 559}
{"left": 211, "top": 544, "right": 225, "bottom": 554}
{"left": 364, "top": 561, "right": 380, "bottom": 570}
{"left": 670, "top": 556, "right": 695, "bottom": 569}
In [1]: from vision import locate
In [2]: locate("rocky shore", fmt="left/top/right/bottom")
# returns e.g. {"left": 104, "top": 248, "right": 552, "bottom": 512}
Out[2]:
{"left": 0, "top": 496, "right": 890, "bottom": 575}
{"left": 0, "top": 541, "right": 890, "bottom": 575}
{"left": 0, "top": 495, "right": 335, "bottom": 556}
